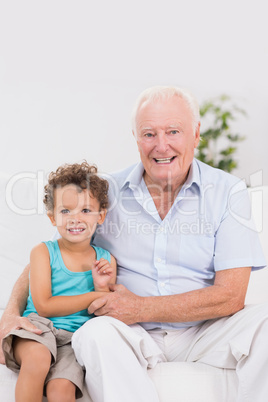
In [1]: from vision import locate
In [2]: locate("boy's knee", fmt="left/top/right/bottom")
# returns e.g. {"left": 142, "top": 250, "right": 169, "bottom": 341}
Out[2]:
{"left": 14, "top": 339, "right": 51, "bottom": 372}
{"left": 46, "top": 378, "right": 76, "bottom": 402}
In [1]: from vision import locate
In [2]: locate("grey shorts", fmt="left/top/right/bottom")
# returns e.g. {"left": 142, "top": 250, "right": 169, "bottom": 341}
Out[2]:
{"left": 2, "top": 313, "right": 84, "bottom": 398}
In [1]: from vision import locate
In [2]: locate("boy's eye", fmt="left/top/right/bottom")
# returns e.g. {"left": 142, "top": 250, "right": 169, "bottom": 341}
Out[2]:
{"left": 61, "top": 209, "right": 69, "bottom": 214}
{"left": 82, "top": 208, "right": 91, "bottom": 213}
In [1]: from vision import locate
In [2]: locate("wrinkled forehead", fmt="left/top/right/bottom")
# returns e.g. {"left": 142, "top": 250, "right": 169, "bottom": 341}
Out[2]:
{"left": 136, "top": 95, "right": 194, "bottom": 128}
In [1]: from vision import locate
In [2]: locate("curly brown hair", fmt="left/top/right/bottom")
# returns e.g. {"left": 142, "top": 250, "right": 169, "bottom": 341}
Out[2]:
{"left": 43, "top": 161, "right": 109, "bottom": 212}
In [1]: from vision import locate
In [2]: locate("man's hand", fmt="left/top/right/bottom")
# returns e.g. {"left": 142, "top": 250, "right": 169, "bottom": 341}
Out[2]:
{"left": 88, "top": 284, "right": 143, "bottom": 325}
{"left": 0, "top": 314, "right": 42, "bottom": 364}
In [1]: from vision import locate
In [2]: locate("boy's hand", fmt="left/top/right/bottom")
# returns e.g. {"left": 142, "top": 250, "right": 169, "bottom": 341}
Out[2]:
{"left": 92, "top": 259, "right": 114, "bottom": 292}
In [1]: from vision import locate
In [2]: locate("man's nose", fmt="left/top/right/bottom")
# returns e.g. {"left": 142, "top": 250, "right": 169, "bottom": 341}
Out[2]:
{"left": 155, "top": 134, "right": 169, "bottom": 153}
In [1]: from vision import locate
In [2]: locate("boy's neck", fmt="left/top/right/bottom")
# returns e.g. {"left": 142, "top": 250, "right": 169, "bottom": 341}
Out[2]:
{"left": 57, "top": 237, "right": 92, "bottom": 254}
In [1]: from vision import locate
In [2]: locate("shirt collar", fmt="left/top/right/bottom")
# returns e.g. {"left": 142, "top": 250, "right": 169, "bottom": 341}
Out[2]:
{"left": 121, "top": 162, "right": 144, "bottom": 191}
{"left": 180, "top": 158, "right": 201, "bottom": 194}
{"left": 121, "top": 158, "right": 201, "bottom": 193}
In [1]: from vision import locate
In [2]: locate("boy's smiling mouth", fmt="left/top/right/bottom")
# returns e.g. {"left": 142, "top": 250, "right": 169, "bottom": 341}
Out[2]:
{"left": 67, "top": 228, "right": 85, "bottom": 233}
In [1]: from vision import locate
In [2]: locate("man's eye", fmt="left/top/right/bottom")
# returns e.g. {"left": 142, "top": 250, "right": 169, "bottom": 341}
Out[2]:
{"left": 170, "top": 130, "right": 179, "bottom": 135}
{"left": 144, "top": 133, "right": 154, "bottom": 138}
{"left": 61, "top": 209, "right": 69, "bottom": 214}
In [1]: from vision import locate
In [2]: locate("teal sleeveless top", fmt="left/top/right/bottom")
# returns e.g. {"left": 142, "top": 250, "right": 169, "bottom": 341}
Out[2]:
{"left": 23, "top": 240, "right": 111, "bottom": 332}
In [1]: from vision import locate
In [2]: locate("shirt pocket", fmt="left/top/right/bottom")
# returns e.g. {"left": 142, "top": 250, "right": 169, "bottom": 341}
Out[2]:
{"left": 178, "top": 234, "right": 215, "bottom": 280}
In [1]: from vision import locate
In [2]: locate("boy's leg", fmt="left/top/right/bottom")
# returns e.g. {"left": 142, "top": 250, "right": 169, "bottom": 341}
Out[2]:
{"left": 45, "top": 340, "right": 84, "bottom": 400}
{"left": 46, "top": 378, "right": 76, "bottom": 402}
{"left": 13, "top": 337, "right": 51, "bottom": 402}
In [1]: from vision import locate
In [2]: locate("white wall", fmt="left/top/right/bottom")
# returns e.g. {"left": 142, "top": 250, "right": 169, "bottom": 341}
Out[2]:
{"left": 1, "top": 0, "right": 267, "bottom": 185}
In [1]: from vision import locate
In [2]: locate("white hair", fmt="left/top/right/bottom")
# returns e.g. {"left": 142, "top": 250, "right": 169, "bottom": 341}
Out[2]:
{"left": 131, "top": 85, "right": 200, "bottom": 137}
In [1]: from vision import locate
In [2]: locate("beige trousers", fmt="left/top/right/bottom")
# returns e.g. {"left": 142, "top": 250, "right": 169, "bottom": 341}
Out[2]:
{"left": 72, "top": 303, "right": 268, "bottom": 402}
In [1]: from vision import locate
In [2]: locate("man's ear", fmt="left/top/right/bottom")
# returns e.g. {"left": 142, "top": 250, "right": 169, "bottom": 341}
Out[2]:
{"left": 47, "top": 212, "right": 56, "bottom": 226}
{"left": 194, "top": 122, "right": 201, "bottom": 148}
{"left": 98, "top": 209, "right": 107, "bottom": 225}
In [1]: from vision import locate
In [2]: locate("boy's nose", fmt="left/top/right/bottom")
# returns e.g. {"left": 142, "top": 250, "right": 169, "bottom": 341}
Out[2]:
{"left": 68, "top": 214, "right": 81, "bottom": 224}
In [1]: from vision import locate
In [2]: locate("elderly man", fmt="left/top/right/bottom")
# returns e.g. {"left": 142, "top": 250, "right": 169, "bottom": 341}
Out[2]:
{"left": 0, "top": 86, "right": 267, "bottom": 402}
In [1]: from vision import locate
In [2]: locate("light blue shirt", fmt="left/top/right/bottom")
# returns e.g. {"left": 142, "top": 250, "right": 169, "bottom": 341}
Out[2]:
{"left": 93, "top": 159, "right": 266, "bottom": 330}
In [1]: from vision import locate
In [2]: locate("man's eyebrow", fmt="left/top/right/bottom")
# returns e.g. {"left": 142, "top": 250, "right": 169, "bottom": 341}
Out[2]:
{"left": 139, "top": 126, "right": 154, "bottom": 131}
{"left": 139, "top": 123, "right": 181, "bottom": 132}
{"left": 168, "top": 124, "right": 180, "bottom": 128}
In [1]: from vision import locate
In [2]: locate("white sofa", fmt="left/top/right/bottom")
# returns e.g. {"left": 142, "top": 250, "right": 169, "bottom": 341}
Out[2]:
{"left": 0, "top": 172, "right": 267, "bottom": 402}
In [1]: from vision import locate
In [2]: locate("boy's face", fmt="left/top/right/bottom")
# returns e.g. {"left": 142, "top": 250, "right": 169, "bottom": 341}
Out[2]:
{"left": 48, "top": 184, "right": 106, "bottom": 244}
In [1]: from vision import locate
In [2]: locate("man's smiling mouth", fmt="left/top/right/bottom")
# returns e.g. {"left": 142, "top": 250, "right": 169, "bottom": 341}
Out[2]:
{"left": 154, "top": 156, "right": 176, "bottom": 164}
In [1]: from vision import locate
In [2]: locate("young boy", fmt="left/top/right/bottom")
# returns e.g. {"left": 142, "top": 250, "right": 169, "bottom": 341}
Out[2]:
{"left": 2, "top": 161, "right": 116, "bottom": 402}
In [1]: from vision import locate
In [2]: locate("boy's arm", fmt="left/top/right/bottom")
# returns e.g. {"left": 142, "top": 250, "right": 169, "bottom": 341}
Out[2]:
{"left": 0, "top": 265, "right": 41, "bottom": 364}
{"left": 92, "top": 255, "right": 117, "bottom": 292}
{"left": 30, "top": 243, "right": 109, "bottom": 317}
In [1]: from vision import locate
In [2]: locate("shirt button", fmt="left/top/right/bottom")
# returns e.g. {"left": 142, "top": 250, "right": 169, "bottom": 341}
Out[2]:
{"left": 157, "top": 257, "right": 162, "bottom": 263}
{"left": 160, "top": 282, "right": 165, "bottom": 287}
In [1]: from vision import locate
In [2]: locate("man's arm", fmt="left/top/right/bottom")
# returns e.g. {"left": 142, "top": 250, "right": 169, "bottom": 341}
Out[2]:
{"left": 88, "top": 267, "right": 251, "bottom": 325}
{"left": 4, "top": 265, "right": 30, "bottom": 316}
{"left": 0, "top": 264, "right": 41, "bottom": 364}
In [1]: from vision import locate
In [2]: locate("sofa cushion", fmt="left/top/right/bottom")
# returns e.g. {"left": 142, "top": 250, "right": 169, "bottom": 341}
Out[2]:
{"left": 148, "top": 362, "right": 238, "bottom": 402}
{"left": 0, "top": 359, "right": 238, "bottom": 402}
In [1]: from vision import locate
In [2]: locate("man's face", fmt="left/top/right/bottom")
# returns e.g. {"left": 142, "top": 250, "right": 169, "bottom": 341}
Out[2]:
{"left": 135, "top": 95, "right": 200, "bottom": 189}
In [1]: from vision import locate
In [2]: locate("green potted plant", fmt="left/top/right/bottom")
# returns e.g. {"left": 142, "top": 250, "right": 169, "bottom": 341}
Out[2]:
{"left": 196, "top": 94, "right": 246, "bottom": 173}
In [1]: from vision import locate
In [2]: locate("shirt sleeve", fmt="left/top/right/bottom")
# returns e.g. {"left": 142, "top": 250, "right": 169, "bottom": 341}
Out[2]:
{"left": 213, "top": 181, "right": 266, "bottom": 271}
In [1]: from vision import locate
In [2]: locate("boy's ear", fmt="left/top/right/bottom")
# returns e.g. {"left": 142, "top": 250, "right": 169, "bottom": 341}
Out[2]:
{"left": 98, "top": 209, "right": 107, "bottom": 225}
{"left": 47, "top": 212, "right": 56, "bottom": 226}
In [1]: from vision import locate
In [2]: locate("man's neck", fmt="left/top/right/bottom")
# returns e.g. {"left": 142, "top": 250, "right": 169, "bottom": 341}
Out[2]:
{"left": 143, "top": 172, "right": 188, "bottom": 220}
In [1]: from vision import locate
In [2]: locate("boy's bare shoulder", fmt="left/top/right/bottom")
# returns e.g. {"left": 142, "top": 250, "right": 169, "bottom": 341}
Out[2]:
{"left": 30, "top": 243, "right": 49, "bottom": 258}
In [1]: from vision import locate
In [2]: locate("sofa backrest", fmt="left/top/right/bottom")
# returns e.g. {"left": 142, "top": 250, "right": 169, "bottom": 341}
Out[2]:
{"left": 0, "top": 172, "right": 55, "bottom": 310}
{"left": 245, "top": 186, "right": 268, "bottom": 304}
{"left": 0, "top": 173, "right": 267, "bottom": 310}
